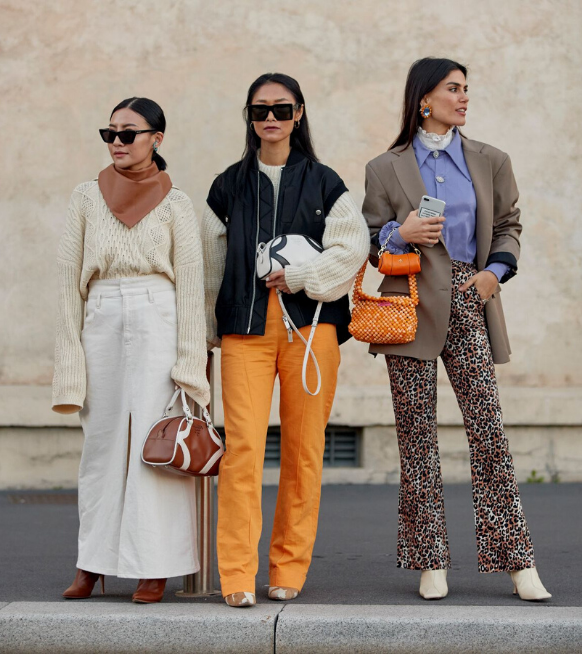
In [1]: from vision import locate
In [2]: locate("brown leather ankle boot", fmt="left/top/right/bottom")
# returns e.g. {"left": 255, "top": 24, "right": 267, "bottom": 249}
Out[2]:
{"left": 63, "top": 569, "right": 105, "bottom": 599}
{"left": 132, "top": 578, "right": 167, "bottom": 603}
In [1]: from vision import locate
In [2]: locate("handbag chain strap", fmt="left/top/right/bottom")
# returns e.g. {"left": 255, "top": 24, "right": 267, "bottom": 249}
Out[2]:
{"left": 276, "top": 290, "right": 322, "bottom": 396}
{"left": 378, "top": 227, "right": 421, "bottom": 258}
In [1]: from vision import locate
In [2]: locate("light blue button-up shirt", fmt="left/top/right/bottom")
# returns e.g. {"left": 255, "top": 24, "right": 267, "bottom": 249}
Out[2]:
{"left": 379, "top": 130, "right": 508, "bottom": 281}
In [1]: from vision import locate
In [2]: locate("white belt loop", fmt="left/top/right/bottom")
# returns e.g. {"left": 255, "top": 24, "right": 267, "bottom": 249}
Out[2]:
{"left": 147, "top": 288, "right": 154, "bottom": 304}
{"left": 96, "top": 293, "right": 102, "bottom": 309}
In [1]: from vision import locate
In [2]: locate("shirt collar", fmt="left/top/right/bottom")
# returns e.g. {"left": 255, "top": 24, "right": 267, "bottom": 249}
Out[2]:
{"left": 412, "top": 134, "right": 433, "bottom": 167}
{"left": 445, "top": 130, "right": 472, "bottom": 181}
{"left": 413, "top": 129, "right": 473, "bottom": 182}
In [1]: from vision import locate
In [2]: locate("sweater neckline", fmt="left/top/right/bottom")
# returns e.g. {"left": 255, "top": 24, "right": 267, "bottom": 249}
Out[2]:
{"left": 257, "top": 150, "right": 286, "bottom": 172}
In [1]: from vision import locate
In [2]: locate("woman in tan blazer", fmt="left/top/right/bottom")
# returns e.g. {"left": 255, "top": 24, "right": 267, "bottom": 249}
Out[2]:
{"left": 363, "top": 58, "right": 551, "bottom": 601}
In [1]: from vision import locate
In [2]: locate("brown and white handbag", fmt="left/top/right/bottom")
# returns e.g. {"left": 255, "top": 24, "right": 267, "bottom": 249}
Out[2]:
{"left": 141, "top": 388, "right": 224, "bottom": 477}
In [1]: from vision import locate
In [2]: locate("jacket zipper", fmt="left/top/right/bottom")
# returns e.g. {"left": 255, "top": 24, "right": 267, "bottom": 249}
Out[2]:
{"left": 272, "top": 166, "right": 285, "bottom": 237}
{"left": 272, "top": 167, "right": 290, "bottom": 339}
{"left": 247, "top": 166, "right": 286, "bottom": 334}
{"left": 247, "top": 171, "right": 261, "bottom": 334}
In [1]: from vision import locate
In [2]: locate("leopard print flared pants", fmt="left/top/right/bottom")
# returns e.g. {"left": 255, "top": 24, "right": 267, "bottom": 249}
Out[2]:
{"left": 386, "top": 260, "right": 536, "bottom": 573}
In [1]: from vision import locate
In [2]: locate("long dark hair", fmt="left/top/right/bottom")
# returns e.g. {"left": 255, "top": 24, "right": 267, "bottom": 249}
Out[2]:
{"left": 390, "top": 57, "right": 468, "bottom": 151}
{"left": 236, "top": 73, "right": 318, "bottom": 192}
{"left": 110, "top": 97, "right": 168, "bottom": 171}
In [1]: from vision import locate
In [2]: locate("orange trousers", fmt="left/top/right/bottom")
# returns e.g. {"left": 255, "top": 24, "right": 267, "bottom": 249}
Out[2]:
{"left": 217, "top": 289, "right": 340, "bottom": 596}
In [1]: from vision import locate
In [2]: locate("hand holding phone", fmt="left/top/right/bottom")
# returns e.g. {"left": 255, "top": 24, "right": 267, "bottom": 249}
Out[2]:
{"left": 399, "top": 196, "right": 446, "bottom": 247}
{"left": 418, "top": 196, "right": 446, "bottom": 247}
{"left": 419, "top": 195, "right": 446, "bottom": 220}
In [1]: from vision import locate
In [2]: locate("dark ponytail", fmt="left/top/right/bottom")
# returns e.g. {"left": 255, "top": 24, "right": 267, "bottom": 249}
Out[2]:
{"left": 390, "top": 57, "right": 468, "bottom": 151}
{"left": 151, "top": 150, "right": 167, "bottom": 171}
{"left": 235, "top": 73, "right": 318, "bottom": 193}
{"left": 110, "top": 97, "right": 168, "bottom": 171}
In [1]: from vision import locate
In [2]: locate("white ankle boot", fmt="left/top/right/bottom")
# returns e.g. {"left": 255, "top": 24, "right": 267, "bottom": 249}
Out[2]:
{"left": 509, "top": 568, "right": 551, "bottom": 601}
{"left": 419, "top": 570, "right": 448, "bottom": 599}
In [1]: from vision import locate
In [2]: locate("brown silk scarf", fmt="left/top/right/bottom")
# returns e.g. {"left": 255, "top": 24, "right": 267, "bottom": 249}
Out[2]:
{"left": 98, "top": 162, "right": 173, "bottom": 228}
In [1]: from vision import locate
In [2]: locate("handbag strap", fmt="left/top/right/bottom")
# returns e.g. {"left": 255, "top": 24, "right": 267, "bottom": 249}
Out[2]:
{"left": 163, "top": 387, "right": 215, "bottom": 430}
{"left": 352, "top": 262, "right": 419, "bottom": 306}
{"left": 276, "top": 290, "right": 322, "bottom": 396}
{"left": 378, "top": 228, "right": 421, "bottom": 258}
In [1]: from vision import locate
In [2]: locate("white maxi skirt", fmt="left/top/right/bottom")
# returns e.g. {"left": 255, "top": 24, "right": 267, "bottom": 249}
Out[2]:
{"left": 78, "top": 274, "right": 199, "bottom": 579}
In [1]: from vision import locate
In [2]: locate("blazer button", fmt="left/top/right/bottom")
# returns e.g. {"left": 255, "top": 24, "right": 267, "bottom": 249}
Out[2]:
{"left": 315, "top": 209, "right": 322, "bottom": 215}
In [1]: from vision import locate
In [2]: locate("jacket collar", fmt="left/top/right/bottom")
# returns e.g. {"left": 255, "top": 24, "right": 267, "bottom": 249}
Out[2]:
{"left": 391, "top": 145, "right": 426, "bottom": 216}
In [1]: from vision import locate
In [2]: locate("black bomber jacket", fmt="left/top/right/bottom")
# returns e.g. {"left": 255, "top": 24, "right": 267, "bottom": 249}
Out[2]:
{"left": 206, "top": 149, "right": 352, "bottom": 343}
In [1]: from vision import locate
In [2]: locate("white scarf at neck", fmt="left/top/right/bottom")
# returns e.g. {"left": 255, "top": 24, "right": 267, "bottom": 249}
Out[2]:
{"left": 417, "top": 126, "right": 454, "bottom": 151}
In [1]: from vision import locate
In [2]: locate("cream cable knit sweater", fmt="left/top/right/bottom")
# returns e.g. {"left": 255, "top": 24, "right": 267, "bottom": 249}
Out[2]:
{"left": 203, "top": 160, "right": 370, "bottom": 348}
{"left": 52, "top": 181, "right": 210, "bottom": 412}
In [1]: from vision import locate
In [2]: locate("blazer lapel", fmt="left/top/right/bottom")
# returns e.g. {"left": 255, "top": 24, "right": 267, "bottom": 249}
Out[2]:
{"left": 462, "top": 139, "right": 493, "bottom": 269}
{"left": 392, "top": 145, "right": 448, "bottom": 245}
{"left": 392, "top": 146, "right": 427, "bottom": 222}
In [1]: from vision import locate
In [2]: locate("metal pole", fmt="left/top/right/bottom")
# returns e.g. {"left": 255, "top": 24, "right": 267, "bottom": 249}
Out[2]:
{"left": 176, "top": 352, "right": 220, "bottom": 597}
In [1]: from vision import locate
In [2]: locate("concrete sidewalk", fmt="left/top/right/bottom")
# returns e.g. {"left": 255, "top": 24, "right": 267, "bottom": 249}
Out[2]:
{"left": 1, "top": 602, "right": 581, "bottom": 653}
{"left": 1, "top": 484, "right": 581, "bottom": 652}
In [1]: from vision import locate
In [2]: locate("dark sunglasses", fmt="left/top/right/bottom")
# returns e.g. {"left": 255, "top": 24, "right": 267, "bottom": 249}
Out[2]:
{"left": 246, "top": 103, "right": 301, "bottom": 122}
{"left": 99, "top": 128, "right": 157, "bottom": 145}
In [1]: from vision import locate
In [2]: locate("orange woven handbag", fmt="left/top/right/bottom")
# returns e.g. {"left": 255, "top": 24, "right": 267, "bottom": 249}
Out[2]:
{"left": 348, "top": 263, "right": 419, "bottom": 344}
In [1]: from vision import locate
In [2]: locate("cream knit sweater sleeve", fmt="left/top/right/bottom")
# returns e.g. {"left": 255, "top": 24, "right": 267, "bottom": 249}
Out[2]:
{"left": 202, "top": 203, "right": 227, "bottom": 350}
{"left": 170, "top": 196, "right": 211, "bottom": 407}
{"left": 284, "top": 192, "right": 370, "bottom": 302}
{"left": 52, "top": 186, "right": 87, "bottom": 412}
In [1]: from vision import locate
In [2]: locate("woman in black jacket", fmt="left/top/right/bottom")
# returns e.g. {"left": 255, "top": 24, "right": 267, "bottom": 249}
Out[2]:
{"left": 203, "top": 73, "right": 369, "bottom": 607}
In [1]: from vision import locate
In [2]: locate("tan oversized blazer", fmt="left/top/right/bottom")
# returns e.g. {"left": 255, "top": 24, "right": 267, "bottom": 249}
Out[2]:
{"left": 362, "top": 136, "right": 522, "bottom": 364}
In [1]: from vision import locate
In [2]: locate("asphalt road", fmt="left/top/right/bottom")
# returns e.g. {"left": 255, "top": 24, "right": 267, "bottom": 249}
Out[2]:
{"left": 0, "top": 483, "right": 579, "bottom": 606}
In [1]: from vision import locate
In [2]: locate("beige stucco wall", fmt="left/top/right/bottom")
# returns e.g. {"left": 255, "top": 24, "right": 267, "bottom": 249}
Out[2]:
{"left": 1, "top": 0, "right": 581, "bottom": 486}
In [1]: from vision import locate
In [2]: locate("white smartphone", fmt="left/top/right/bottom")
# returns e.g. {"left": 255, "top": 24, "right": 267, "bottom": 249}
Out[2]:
{"left": 418, "top": 195, "right": 446, "bottom": 247}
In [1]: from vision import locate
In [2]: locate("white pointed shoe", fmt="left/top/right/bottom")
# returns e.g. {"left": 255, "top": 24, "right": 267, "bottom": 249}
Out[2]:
{"left": 509, "top": 568, "right": 551, "bottom": 601}
{"left": 224, "top": 591, "right": 256, "bottom": 607}
{"left": 268, "top": 586, "right": 299, "bottom": 601}
{"left": 419, "top": 570, "right": 448, "bottom": 599}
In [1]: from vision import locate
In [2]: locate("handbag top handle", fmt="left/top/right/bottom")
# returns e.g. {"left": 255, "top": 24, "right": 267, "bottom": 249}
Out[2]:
{"left": 163, "top": 387, "right": 214, "bottom": 430}
{"left": 352, "top": 262, "right": 419, "bottom": 307}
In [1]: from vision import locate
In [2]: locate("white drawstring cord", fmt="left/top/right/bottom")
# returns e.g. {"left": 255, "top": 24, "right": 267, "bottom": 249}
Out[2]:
{"left": 276, "top": 290, "right": 322, "bottom": 396}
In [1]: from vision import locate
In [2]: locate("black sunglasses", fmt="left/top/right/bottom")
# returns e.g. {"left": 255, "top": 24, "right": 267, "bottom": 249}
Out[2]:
{"left": 99, "top": 128, "right": 157, "bottom": 145}
{"left": 246, "top": 103, "right": 301, "bottom": 122}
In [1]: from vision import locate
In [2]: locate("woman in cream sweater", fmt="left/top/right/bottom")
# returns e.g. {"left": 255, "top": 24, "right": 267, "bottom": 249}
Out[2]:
{"left": 52, "top": 97, "right": 209, "bottom": 604}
